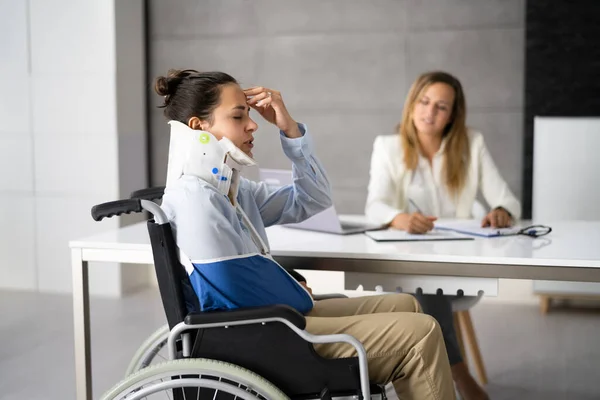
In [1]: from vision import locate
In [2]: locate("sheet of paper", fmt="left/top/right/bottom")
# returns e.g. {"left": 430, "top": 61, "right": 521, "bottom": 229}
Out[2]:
{"left": 365, "top": 229, "right": 474, "bottom": 242}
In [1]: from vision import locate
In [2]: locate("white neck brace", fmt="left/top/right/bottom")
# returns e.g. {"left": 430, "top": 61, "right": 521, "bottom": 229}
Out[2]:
{"left": 165, "top": 120, "right": 269, "bottom": 255}
{"left": 165, "top": 120, "right": 257, "bottom": 198}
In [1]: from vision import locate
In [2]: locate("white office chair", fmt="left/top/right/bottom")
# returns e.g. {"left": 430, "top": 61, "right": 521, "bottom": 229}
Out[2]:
{"left": 450, "top": 292, "right": 487, "bottom": 384}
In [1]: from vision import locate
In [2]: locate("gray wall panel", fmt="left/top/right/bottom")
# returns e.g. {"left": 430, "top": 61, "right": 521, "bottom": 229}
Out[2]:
{"left": 147, "top": 1, "right": 524, "bottom": 214}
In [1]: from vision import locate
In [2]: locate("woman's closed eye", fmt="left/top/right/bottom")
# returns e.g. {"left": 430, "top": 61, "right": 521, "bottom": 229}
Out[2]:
{"left": 232, "top": 109, "right": 250, "bottom": 120}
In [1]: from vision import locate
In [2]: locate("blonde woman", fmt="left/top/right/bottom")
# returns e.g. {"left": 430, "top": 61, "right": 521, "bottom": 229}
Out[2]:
{"left": 366, "top": 71, "right": 521, "bottom": 400}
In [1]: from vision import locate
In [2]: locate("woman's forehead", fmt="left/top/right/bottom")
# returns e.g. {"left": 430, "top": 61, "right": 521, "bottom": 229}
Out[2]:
{"left": 218, "top": 83, "right": 245, "bottom": 105}
{"left": 423, "top": 82, "right": 454, "bottom": 99}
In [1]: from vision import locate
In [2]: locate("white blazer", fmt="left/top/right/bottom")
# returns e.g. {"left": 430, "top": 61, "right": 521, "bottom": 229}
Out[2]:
{"left": 365, "top": 130, "right": 521, "bottom": 224}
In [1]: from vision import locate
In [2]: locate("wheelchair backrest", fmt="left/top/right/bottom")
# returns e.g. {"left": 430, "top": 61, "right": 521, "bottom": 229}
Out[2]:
{"left": 147, "top": 220, "right": 201, "bottom": 329}
{"left": 130, "top": 187, "right": 201, "bottom": 330}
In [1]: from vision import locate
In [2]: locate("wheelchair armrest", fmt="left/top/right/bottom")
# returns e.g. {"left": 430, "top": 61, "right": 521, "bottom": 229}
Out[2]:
{"left": 184, "top": 304, "right": 306, "bottom": 329}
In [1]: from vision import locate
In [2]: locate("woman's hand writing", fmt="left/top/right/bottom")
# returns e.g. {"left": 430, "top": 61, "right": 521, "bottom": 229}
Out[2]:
{"left": 391, "top": 212, "right": 437, "bottom": 234}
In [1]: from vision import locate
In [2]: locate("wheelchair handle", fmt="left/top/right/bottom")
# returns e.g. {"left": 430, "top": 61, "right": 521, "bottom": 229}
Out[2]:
{"left": 91, "top": 199, "right": 169, "bottom": 224}
{"left": 130, "top": 186, "right": 165, "bottom": 201}
{"left": 91, "top": 199, "right": 143, "bottom": 221}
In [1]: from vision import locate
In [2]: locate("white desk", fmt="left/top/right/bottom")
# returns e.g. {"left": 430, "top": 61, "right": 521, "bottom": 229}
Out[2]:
{"left": 69, "top": 219, "right": 600, "bottom": 400}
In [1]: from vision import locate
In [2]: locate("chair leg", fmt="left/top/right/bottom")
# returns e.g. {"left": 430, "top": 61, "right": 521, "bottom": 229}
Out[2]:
{"left": 457, "top": 311, "right": 488, "bottom": 385}
{"left": 453, "top": 312, "right": 468, "bottom": 369}
{"left": 539, "top": 295, "right": 551, "bottom": 315}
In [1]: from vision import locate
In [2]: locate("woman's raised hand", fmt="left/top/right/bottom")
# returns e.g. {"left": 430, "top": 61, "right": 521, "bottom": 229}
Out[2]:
{"left": 244, "top": 87, "right": 301, "bottom": 138}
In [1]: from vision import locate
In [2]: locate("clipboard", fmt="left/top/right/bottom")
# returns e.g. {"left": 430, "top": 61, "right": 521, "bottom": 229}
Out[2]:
{"left": 365, "top": 229, "right": 474, "bottom": 242}
{"left": 435, "top": 220, "right": 520, "bottom": 238}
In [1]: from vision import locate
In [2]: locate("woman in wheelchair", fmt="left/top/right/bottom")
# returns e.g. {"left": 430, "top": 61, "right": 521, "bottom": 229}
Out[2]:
{"left": 155, "top": 69, "right": 455, "bottom": 399}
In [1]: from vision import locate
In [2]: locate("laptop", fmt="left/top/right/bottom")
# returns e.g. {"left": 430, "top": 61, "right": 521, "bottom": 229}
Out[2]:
{"left": 259, "top": 168, "right": 384, "bottom": 235}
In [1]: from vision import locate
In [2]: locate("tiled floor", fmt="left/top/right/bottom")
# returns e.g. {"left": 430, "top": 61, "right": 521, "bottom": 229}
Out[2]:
{"left": 1, "top": 289, "right": 599, "bottom": 400}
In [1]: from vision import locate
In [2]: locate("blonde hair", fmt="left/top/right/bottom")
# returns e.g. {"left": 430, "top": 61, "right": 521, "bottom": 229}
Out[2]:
{"left": 398, "top": 71, "right": 469, "bottom": 197}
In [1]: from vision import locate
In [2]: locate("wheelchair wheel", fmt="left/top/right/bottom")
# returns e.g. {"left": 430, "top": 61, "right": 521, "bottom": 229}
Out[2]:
{"left": 102, "top": 358, "right": 288, "bottom": 400}
{"left": 125, "top": 324, "right": 170, "bottom": 376}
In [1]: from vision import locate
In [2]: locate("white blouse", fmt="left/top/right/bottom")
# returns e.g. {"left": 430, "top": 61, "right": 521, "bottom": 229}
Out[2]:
{"left": 406, "top": 140, "right": 456, "bottom": 218}
{"left": 365, "top": 130, "right": 522, "bottom": 224}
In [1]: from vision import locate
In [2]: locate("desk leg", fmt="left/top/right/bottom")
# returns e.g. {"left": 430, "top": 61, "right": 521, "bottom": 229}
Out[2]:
{"left": 72, "top": 248, "right": 92, "bottom": 400}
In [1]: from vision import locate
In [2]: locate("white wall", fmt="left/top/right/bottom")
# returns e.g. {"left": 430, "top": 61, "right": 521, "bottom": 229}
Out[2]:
{"left": 0, "top": 0, "right": 147, "bottom": 296}
{"left": 0, "top": 0, "right": 36, "bottom": 290}
{"left": 532, "top": 117, "right": 600, "bottom": 296}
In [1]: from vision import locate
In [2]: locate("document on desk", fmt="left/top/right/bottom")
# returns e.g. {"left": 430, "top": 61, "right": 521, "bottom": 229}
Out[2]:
{"left": 435, "top": 220, "right": 519, "bottom": 238}
{"left": 365, "top": 229, "right": 474, "bottom": 242}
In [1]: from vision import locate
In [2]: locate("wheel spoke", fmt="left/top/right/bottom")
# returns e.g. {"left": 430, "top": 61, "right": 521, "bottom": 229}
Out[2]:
{"left": 162, "top": 378, "right": 172, "bottom": 400}
{"left": 212, "top": 377, "right": 222, "bottom": 400}
{"left": 181, "top": 376, "right": 187, "bottom": 400}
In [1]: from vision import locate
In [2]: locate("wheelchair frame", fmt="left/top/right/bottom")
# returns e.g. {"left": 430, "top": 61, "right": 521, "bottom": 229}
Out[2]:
{"left": 91, "top": 191, "right": 380, "bottom": 400}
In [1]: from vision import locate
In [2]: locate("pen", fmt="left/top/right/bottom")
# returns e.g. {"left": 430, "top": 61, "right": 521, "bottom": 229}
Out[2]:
{"left": 408, "top": 198, "right": 423, "bottom": 214}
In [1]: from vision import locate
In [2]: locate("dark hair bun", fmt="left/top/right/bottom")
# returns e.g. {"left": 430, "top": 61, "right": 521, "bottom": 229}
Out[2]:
{"left": 154, "top": 75, "right": 171, "bottom": 96}
{"left": 154, "top": 69, "right": 201, "bottom": 98}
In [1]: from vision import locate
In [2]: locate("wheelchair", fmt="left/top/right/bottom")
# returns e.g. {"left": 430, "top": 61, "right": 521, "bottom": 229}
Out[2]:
{"left": 91, "top": 188, "right": 388, "bottom": 400}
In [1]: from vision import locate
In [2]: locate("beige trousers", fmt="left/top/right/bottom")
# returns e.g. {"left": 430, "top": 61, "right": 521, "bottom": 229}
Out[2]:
{"left": 305, "top": 293, "right": 455, "bottom": 400}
